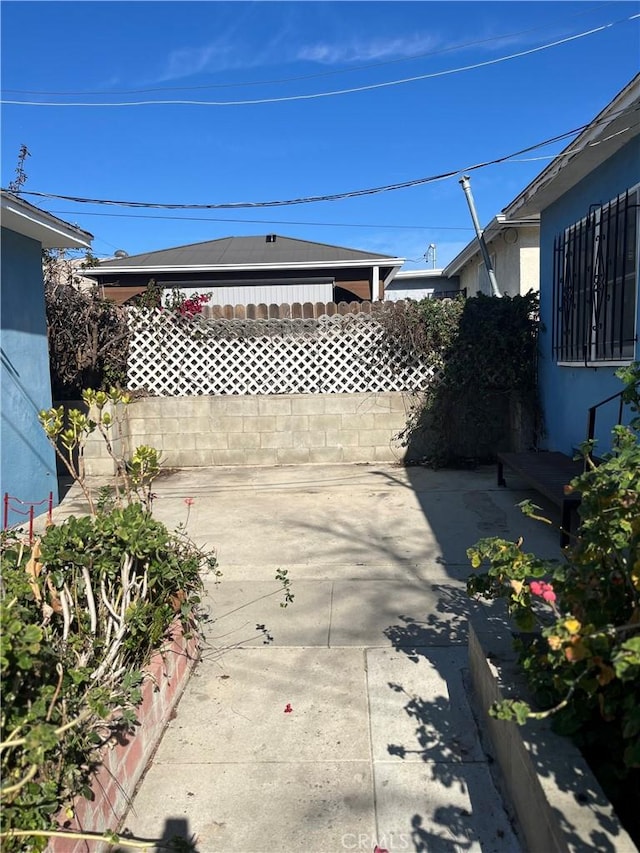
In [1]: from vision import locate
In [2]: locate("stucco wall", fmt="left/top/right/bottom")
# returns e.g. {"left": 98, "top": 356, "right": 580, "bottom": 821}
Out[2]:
{"left": 456, "top": 226, "right": 539, "bottom": 298}
{"left": 0, "top": 228, "right": 59, "bottom": 509}
{"left": 537, "top": 136, "right": 640, "bottom": 456}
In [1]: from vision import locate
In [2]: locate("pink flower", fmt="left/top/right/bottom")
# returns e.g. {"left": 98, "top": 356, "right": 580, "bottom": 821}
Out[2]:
{"left": 374, "top": 847, "right": 389, "bottom": 853}
{"left": 530, "top": 580, "right": 556, "bottom": 603}
{"left": 184, "top": 497, "right": 195, "bottom": 507}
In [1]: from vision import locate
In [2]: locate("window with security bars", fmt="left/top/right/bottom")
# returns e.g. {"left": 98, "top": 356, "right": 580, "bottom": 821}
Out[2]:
{"left": 552, "top": 186, "right": 638, "bottom": 364}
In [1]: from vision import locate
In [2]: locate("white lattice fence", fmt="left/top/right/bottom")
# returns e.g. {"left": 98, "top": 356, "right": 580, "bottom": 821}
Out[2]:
{"left": 127, "top": 309, "right": 438, "bottom": 396}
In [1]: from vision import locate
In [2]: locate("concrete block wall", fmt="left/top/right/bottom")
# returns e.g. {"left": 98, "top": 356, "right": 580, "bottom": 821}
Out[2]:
{"left": 468, "top": 623, "right": 634, "bottom": 852}
{"left": 116, "top": 392, "right": 417, "bottom": 468}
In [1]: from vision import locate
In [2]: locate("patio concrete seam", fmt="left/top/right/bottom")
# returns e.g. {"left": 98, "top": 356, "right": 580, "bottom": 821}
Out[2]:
{"left": 327, "top": 579, "right": 335, "bottom": 647}
{"left": 364, "top": 648, "right": 382, "bottom": 844}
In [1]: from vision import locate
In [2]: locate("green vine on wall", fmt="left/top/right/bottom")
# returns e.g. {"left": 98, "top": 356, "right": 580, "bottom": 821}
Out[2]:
{"left": 377, "top": 293, "right": 540, "bottom": 466}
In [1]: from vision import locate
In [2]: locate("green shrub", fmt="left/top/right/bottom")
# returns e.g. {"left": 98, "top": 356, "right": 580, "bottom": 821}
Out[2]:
{"left": 0, "top": 501, "right": 215, "bottom": 851}
{"left": 1, "top": 388, "right": 217, "bottom": 850}
{"left": 467, "top": 363, "right": 640, "bottom": 836}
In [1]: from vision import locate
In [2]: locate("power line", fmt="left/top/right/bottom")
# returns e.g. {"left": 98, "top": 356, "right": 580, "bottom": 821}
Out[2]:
{"left": 1, "top": 3, "right": 611, "bottom": 96}
{"left": 46, "top": 209, "right": 476, "bottom": 230}
{"left": 3, "top": 14, "right": 637, "bottom": 108}
{"left": 10, "top": 111, "right": 638, "bottom": 211}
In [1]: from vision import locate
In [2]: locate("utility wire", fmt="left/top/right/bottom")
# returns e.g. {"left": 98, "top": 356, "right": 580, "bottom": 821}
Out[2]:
{"left": 47, "top": 209, "right": 476, "bottom": 230}
{"left": 43, "top": 154, "right": 570, "bottom": 227}
{"left": 1, "top": 3, "right": 612, "bottom": 96}
{"left": 3, "top": 14, "right": 637, "bottom": 107}
{"left": 9, "top": 110, "right": 638, "bottom": 211}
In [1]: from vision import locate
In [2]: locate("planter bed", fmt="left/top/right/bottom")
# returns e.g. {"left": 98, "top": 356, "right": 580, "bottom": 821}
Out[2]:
{"left": 47, "top": 620, "right": 200, "bottom": 853}
{"left": 468, "top": 622, "right": 637, "bottom": 852}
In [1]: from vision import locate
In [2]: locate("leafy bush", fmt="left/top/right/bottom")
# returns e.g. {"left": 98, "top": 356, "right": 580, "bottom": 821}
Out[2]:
{"left": 1, "top": 389, "right": 217, "bottom": 850}
{"left": 0, "top": 501, "right": 214, "bottom": 850}
{"left": 44, "top": 271, "right": 129, "bottom": 400}
{"left": 467, "top": 364, "right": 640, "bottom": 838}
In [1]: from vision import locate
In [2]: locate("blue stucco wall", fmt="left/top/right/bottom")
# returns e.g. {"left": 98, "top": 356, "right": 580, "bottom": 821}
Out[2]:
{"left": 1, "top": 227, "right": 58, "bottom": 515}
{"left": 537, "top": 136, "right": 640, "bottom": 456}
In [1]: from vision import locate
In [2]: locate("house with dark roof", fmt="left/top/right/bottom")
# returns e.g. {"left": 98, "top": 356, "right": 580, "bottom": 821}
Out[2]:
{"left": 1, "top": 191, "right": 93, "bottom": 511}
{"left": 502, "top": 73, "right": 639, "bottom": 456}
{"left": 84, "top": 234, "right": 405, "bottom": 307}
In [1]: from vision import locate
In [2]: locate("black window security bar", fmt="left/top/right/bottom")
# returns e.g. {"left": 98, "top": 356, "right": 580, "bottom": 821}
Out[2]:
{"left": 553, "top": 189, "right": 638, "bottom": 364}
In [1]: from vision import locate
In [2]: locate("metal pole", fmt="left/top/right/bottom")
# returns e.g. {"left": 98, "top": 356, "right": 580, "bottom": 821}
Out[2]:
{"left": 459, "top": 175, "right": 501, "bottom": 297}
{"left": 3, "top": 493, "right": 8, "bottom": 530}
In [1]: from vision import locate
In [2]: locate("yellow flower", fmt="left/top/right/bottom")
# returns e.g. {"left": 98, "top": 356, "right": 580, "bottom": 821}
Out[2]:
{"left": 564, "top": 618, "right": 581, "bottom": 635}
{"left": 547, "top": 635, "right": 562, "bottom": 651}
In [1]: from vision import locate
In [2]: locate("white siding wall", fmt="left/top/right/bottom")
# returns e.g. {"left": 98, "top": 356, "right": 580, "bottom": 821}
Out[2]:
{"left": 169, "top": 282, "right": 334, "bottom": 307}
{"left": 385, "top": 285, "right": 436, "bottom": 301}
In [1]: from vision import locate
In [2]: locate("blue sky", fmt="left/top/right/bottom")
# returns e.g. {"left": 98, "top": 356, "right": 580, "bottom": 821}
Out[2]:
{"left": 2, "top": 1, "right": 639, "bottom": 269}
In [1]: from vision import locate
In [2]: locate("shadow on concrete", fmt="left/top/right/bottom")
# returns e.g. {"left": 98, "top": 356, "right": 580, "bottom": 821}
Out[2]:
{"left": 114, "top": 816, "right": 198, "bottom": 851}
{"left": 386, "top": 463, "right": 627, "bottom": 851}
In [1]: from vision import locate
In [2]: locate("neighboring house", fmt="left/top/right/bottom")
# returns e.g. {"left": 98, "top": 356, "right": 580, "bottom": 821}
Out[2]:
{"left": 384, "top": 268, "right": 463, "bottom": 301}
{"left": 442, "top": 214, "right": 540, "bottom": 297}
{"left": 84, "top": 234, "right": 405, "bottom": 306}
{"left": 503, "top": 73, "right": 639, "bottom": 456}
{"left": 1, "top": 191, "right": 93, "bottom": 509}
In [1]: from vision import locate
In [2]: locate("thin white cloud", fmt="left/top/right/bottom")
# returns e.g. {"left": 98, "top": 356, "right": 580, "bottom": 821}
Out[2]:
{"left": 296, "top": 34, "right": 440, "bottom": 66}
{"left": 151, "top": 16, "right": 571, "bottom": 84}
{"left": 162, "top": 43, "right": 228, "bottom": 81}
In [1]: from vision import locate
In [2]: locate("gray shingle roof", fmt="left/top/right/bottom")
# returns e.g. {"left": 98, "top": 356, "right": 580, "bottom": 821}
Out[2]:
{"left": 97, "top": 235, "right": 400, "bottom": 268}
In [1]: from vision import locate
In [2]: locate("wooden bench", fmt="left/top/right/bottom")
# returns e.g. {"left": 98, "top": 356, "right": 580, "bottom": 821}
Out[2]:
{"left": 497, "top": 451, "right": 586, "bottom": 547}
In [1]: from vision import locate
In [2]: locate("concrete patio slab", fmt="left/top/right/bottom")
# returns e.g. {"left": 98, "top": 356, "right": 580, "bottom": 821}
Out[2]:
{"left": 366, "top": 647, "right": 484, "bottom": 764}
{"left": 327, "top": 580, "right": 503, "bottom": 647}
{"left": 123, "top": 760, "right": 375, "bottom": 853}
{"left": 202, "top": 579, "right": 333, "bottom": 648}
{"left": 147, "top": 647, "right": 371, "bottom": 764}
{"left": 373, "top": 762, "right": 520, "bottom": 853}
{"left": 146, "top": 464, "right": 561, "bottom": 574}
{"left": 88, "top": 462, "right": 558, "bottom": 851}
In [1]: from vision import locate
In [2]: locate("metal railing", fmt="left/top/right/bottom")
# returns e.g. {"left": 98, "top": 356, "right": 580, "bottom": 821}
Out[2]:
{"left": 3, "top": 491, "right": 53, "bottom": 543}
{"left": 586, "top": 389, "right": 626, "bottom": 445}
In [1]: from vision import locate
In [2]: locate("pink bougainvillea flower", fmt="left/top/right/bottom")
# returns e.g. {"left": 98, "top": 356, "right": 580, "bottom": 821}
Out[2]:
{"left": 284, "top": 703, "right": 293, "bottom": 713}
{"left": 374, "top": 847, "right": 389, "bottom": 853}
{"left": 529, "top": 580, "right": 556, "bottom": 603}
{"left": 184, "top": 497, "right": 195, "bottom": 506}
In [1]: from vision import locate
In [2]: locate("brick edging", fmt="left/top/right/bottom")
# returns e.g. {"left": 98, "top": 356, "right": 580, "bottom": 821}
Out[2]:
{"left": 48, "top": 619, "right": 200, "bottom": 853}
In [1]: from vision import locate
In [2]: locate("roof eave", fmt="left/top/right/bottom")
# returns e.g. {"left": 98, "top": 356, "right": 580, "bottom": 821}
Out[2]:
{"left": 84, "top": 257, "right": 406, "bottom": 277}
{"left": 1, "top": 191, "right": 93, "bottom": 249}
{"left": 503, "top": 74, "right": 640, "bottom": 218}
